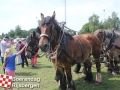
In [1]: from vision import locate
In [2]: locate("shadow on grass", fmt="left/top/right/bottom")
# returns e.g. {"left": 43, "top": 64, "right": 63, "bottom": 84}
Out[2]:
{"left": 74, "top": 72, "right": 120, "bottom": 90}
{"left": 16, "top": 72, "right": 37, "bottom": 76}
{"left": 29, "top": 63, "right": 53, "bottom": 69}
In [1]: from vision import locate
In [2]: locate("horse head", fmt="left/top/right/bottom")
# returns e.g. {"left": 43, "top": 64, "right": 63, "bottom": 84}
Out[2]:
{"left": 94, "top": 29, "right": 105, "bottom": 43}
{"left": 26, "top": 31, "right": 39, "bottom": 59}
{"left": 39, "top": 11, "right": 61, "bottom": 52}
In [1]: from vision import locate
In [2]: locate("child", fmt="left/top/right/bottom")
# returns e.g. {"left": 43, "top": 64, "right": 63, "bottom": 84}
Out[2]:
{"left": 3, "top": 45, "right": 26, "bottom": 90}
{"left": 31, "top": 52, "right": 38, "bottom": 67}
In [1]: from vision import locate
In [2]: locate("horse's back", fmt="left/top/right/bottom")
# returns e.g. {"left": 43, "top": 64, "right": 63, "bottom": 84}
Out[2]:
{"left": 75, "top": 33, "right": 101, "bottom": 57}
{"left": 73, "top": 35, "right": 92, "bottom": 47}
{"left": 80, "top": 33, "right": 101, "bottom": 47}
{"left": 72, "top": 35, "right": 92, "bottom": 60}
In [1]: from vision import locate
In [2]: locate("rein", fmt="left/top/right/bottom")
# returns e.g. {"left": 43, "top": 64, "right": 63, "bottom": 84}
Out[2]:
{"left": 40, "top": 21, "right": 85, "bottom": 69}
{"left": 102, "top": 31, "right": 116, "bottom": 52}
{"left": 40, "top": 24, "right": 56, "bottom": 44}
{"left": 46, "top": 22, "right": 84, "bottom": 64}
{"left": 26, "top": 33, "right": 46, "bottom": 58}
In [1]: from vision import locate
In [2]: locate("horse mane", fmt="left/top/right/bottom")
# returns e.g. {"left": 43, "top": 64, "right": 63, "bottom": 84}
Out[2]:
{"left": 41, "top": 16, "right": 74, "bottom": 40}
{"left": 113, "top": 30, "right": 120, "bottom": 37}
{"left": 26, "top": 33, "right": 32, "bottom": 44}
{"left": 35, "top": 27, "right": 41, "bottom": 34}
{"left": 105, "top": 29, "right": 120, "bottom": 37}
{"left": 53, "top": 20, "right": 74, "bottom": 40}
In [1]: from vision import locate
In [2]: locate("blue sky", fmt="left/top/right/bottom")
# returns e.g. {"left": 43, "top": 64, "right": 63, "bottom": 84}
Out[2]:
{"left": 0, "top": 0, "right": 120, "bottom": 34}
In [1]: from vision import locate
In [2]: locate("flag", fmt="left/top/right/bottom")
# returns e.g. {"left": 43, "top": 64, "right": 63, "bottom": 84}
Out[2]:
{"left": 0, "top": 74, "right": 12, "bottom": 88}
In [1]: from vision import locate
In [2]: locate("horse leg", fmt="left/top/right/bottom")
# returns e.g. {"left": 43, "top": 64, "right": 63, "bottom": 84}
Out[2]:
{"left": 112, "top": 57, "right": 119, "bottom": 75}
{"left": 94, "top": 57, "right": 102, "bottom": 85}
{"left": 99, "top": 50, "right": 104, "bottom": 62}
{"left": 83, "top": 60, "right": 93, "bottom": 83}
{"left": 57, "top": 67, "right": 67, "bottom": 90}
{"left": 104, "top": 55, "right": 110, "bottom": 68}
{"left": 81, "top": 62, "right": 87, "bottom": 76}
{"left": 65, "top": 65, "right": 76, "bottom": 90}
{"left": 108, "top": 59, "right": 114, "bottom": 74}
{"left": 73, "top": 63, "right": 81, "bottom": 73}
{"left": 54, "top": 70, "right": 60, "bottom": 82}
{"left": 52, "top": 60, "right": 62, "bottom": 83}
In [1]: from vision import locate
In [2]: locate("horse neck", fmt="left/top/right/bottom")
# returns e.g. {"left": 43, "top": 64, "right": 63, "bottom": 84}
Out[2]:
{"left": 104, "top": 31, "right": 111, "bottom": 43}
{"left": 50, "top": 30, "right": 60, "bottom": 51}
{"left": 104, "top": 38, "right": 110, "bottom": 45}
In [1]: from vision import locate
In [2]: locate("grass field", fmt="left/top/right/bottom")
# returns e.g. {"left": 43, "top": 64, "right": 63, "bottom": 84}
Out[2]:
{"left": 0, "top": 50, "right": 120, "bottom": 90}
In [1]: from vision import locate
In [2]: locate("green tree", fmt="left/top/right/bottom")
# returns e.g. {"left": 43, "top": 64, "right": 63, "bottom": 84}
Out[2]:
{"left": 89, "top": 14, "right": 100, "bottom": 33}
{"left": 8, "top": 29, "right": 15, "bottom": 38}
{"left": 79, "top": 23, "right": 90, "bottom": 34}
{"left": 14, "top": 25, "right": 22, "bottom": 38}
{"left": 79, "top": 14, "right": 103, "bottom": 34}
{"left": 104, "top": 11, "right": 120, "bottom": 29}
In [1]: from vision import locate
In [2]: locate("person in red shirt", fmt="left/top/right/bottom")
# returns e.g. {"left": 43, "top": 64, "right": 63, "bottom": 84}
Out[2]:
{"left": 19, "top": 41, "right": 28, "bottom": 68}
{"left": 31, "top": 52, "right": 38, "bottom": 67}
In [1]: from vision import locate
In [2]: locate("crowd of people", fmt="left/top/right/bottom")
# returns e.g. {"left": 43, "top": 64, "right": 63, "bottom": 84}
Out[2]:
{"left": 0, "top": 36, "right": 38, "bottom": 68}
{"left": 0, "top": 36, "right": 38, "bottom": 90}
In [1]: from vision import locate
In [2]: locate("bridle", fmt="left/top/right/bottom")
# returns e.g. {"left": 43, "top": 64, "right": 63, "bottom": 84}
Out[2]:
{"left": 102, "top": 30, "right": 116, "bottom": 52}
{"left": 39, "top": 21, "right": 64, "bottom": 51}
{"left": 40, "top": 24, "right": 56, "bottom": 43}
{"left": 26, "top": 33, "right": 39, "bottom": 56}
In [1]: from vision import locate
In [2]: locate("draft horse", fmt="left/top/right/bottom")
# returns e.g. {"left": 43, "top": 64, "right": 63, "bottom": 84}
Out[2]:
{"left": 25, "top": 31, "right": 40, "bottom": 59}
{"left": 94, "top": 29, "right": 120, "bottom": 75}
{"left": 74, "top": 34, "right": 102, "bottom": 76}
{"left": 38, "top": 11, "right": 102, "bottom": 90}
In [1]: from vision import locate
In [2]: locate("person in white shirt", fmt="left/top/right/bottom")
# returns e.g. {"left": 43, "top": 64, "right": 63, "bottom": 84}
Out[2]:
{"left": 14, "top": 38, "right": 22, "bottom": 65}
{"left": 1, "top": 36, "right": 11, "bottom": 73}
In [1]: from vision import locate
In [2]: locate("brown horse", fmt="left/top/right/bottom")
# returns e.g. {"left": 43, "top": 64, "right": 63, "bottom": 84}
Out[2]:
{"left": 74, "top": 34, "right": 102, "bottom": 75}
{"left": 38, "top": 11, "right": 102, "bottom": 90}
{"left": 94, "top": 29, "right": 120, "bottom": 75}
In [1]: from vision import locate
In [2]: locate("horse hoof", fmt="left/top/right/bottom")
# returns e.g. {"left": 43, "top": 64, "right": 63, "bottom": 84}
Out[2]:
{"left": 112, "top": 72, "right": 117, "bottom": 76}
{"left": 94, "top": 81, "right": 100, "bottom": 85}
{"left": 73, "top": 71, "right": 79, "bottom": 74}
{"left": 81, "top": 73, "right": 86, "bottom": 77}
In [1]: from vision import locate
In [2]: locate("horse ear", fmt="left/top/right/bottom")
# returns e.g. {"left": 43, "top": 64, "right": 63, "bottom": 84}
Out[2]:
{"left": 33, "top": 31, "right": 36, "bottom": 37}
{"left": 30, "top": 33, "right": 33, "bottom": 39}
{"left": 41, "top": 13, "right": 44, "bottom": 20}
{"left": 51, "top": 11, "right": 56, "bottom": 20}
{"left": 112, "top": 28, "right": 115, "bottom": 33}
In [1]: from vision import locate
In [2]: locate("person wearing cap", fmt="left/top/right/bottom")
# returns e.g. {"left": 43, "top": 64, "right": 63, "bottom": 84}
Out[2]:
{"left": 1, "top": 36, "right": 11, "bottom": 73}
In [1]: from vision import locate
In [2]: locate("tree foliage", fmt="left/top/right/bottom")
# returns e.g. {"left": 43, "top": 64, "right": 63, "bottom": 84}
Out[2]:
{"left": 0, "top": 20, "right": 41, "bottom": 39}
{"left": 79, "top": 11, "right": 120, "bottom": 34}
{"left": 104, "top": 12, "right": 120, "bottom": 29}
{"left": 0, "top": 25, "right": 36, "bottom": 39}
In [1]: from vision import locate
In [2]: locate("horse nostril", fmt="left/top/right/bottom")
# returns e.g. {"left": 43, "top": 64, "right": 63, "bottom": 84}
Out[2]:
{"left": 44, "top": 44, "right": 48, "bottom": 48}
